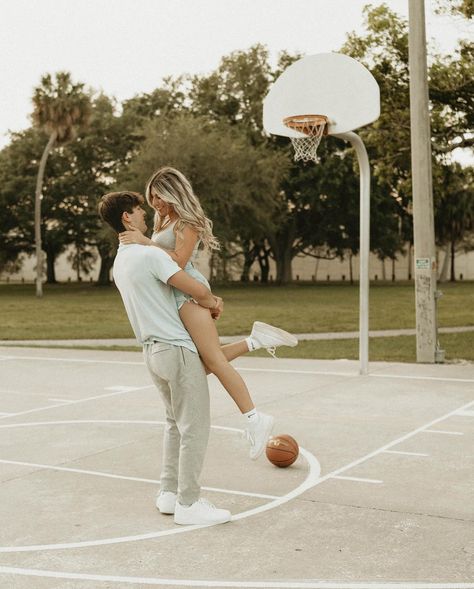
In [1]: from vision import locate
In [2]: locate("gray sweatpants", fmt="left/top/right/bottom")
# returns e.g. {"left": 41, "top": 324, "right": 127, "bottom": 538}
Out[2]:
{"left": 143, "top": 342, "right": 210, "bottom": 505}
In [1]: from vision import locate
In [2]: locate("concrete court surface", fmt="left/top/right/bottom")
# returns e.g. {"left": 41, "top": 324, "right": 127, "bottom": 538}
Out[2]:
{"left": 0, "top": 346, "right": 473, "bottom": 589}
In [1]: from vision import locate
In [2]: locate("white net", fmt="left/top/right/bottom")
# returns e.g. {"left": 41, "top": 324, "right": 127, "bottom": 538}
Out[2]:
{"left": 284, "top": 115, "right": 327, "bottom": 163}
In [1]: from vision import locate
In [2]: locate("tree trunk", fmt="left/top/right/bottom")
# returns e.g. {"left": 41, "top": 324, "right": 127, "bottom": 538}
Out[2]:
{"left": 46, "top": 251, "right": 57, "bottom": 284}
{"left": 240, "top": 240, "right": 255, "bottom": 282}
{"left": 258, "top": 251, "right": 270, "bottom": 283}
{"left": 34, "top": 132, "right": 56, "bottom": 297}
{"left": 209, "top": 251, "right": 216, "bottom": 283}
{"left": 256, "top": 240, "right": 271, "bottom": 283}
{"left": 438, "top": 244, "right": 450, "bottom": 282}
{"left": 95, "top": 240, "right": 116, "bottom": 286}
{"left": 450, "top": 237, "right": 456, "bottom": 282}
{"left": 407, "top": 242, "right": 412, "bottom": 279}
{"left": 274, "top": 249, "right": 293, "bottom": 284}
{"left": 268, "top": 218, "right": 296, "bottom": 285}
{"left": 349, "top": 254, "right": 353, "bottom": 284}
{"left": 97, "top": 255, "right": 113, "bottom": 286}
{"left": 314, "top": 258, "right": 320, "bottom": 282}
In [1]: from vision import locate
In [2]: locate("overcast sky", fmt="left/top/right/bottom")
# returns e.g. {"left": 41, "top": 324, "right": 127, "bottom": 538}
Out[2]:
{"left": 0, "top": 0, "right": 470, "bottom": 149}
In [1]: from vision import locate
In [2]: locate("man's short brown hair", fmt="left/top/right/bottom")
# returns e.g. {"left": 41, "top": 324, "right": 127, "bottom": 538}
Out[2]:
{"left": 98, "top": 191, "right": 144, "bottom": 233}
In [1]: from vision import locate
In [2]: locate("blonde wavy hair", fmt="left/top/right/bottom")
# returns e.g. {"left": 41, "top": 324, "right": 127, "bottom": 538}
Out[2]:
{"left": 145, "top": 167, "right": 220, "bottom": 251}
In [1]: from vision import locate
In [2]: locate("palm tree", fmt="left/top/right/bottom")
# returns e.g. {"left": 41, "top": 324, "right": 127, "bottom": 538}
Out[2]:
{"left": 32, "top": 72, "right": 91, "bottom": 297}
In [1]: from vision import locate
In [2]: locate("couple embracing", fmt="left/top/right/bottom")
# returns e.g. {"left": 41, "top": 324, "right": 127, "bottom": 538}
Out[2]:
{"left": 99, "top": 167, "right": 297, "bottom": 526}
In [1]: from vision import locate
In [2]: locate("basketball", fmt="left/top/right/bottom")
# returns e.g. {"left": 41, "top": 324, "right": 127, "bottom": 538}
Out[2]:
{"left": 266, "top": 434, "right": 299, "bottom": 468}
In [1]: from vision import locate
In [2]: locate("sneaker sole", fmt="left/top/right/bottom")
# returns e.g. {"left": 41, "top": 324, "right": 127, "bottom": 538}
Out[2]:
{"left": 156, "top": 496, "right": 177, "bottom": 515}
{"left": 174, "top": 515, "right": 231, "bottom": 525}
{"left": 253, "top": 322, "right": 298, "bottom": 347}
{"left": 156, "top": 505, "right": 175, "bottom": 515}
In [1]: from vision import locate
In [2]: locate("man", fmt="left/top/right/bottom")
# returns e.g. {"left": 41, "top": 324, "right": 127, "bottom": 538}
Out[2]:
{"left": 98, "top": 191, "right": 231, "bottom": 526}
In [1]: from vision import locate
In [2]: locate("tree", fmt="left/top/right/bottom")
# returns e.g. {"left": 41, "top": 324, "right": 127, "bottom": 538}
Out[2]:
{"left": 341, "top": 4, "right": 474, "bottom": 281}
{"left": 436, "top": 0, "right": 474, "bottom": 19}
{"left": 121, "top": 114, "right": 287, "bottom": 281}
{"left": 65, "top": 94, "right": 141, "bottom": 285}
{"left": 434, "top": 163, "right": 474, "bottom": 281}
{"left": 0, "top": 129, "right": 42, "bottom": 274}
{"left": 189, "top": 44, "right": 272, "bottom": 145}
{"left": 31, "top": 71, "right": 91, "bottom": 296}
{"left": 430, "top": 41, "right": 474, "bottom": 154}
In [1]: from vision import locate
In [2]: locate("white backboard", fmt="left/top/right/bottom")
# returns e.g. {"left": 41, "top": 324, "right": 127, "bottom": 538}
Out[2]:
{"left": 263, "top": 53, "right": 380, "bottom": 137}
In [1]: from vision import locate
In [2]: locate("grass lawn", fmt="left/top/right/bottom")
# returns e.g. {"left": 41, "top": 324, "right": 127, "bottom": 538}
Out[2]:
{"left": 1, "top": 281, "right": 473, "bottom": 363}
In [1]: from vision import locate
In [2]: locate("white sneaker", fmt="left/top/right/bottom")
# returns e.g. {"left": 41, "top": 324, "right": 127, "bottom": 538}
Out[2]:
{"left": 250, "top": 321, "right": 298, "bottom": 357}
{"left": 244, "top": 412, "right": 274, "bottom": 460}
{"left": 174, "top": 498, "right": 231, "bottom": 525}
{"left": 156, "top": 491, "right": 177, "bottom": 514}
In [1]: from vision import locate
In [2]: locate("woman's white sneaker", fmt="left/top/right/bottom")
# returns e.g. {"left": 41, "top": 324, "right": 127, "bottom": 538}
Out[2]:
{"left": 244, "top": 412, "right": 274, "bottom": 460}
{"left": 174, "top": 498, "right": 231, "bottom": 525}
{"left": 248, "top": 322, "right": 298, "bottom": 357}
{"left": 156, "top": 491, "right": 177, "bottom": 514}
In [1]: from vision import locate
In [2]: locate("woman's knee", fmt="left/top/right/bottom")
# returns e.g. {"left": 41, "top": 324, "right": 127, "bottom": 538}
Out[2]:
{"left": 200, "top": 350, "right": 228, "bottom": 373}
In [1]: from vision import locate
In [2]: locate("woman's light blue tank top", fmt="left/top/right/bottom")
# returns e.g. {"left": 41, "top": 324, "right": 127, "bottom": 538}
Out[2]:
{"left": 151, "top": 220, "right": 210, "bottom": 308}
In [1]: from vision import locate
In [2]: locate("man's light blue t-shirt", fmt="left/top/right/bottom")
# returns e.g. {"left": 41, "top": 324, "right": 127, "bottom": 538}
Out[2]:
{"left": 113, "top": 244, "right": 198, "bottom": 352}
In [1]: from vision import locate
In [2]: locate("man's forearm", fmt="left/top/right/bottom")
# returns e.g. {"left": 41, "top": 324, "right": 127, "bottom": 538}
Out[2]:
{"left": 193, "top": 288, "right": 218, "bottom": 309}
{"left": 167, "top": 270, "right": 217, "bottom": 309}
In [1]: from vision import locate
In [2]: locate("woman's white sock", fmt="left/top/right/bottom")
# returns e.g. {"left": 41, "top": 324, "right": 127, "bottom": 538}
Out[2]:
{"left": 245, "top": 336, "right": 260, "bottom": 352}
{"left": 243, "top": 408, "right": 258, "bottom": 422}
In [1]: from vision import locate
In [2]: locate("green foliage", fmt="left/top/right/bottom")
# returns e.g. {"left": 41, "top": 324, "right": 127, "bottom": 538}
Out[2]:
{"left": 122, "top": 114, "right": 288, "bottom": 252}
{"left": 436, "top": 0, "right": 474, "bottom": 19}
{"left": 1, "top": 8, "right": 472, "bottom": 285}
{"left": 430, "top": 41, "right": 474, "bottom": 154}
{"left": 189, "top": 44, "right": 272, "bottom": 144}
{"left": 32, "top": 72, "right": 92, "bottom": 144}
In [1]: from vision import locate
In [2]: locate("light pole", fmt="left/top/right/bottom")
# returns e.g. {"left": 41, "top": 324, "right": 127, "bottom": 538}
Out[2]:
{"left": 408, "top": 0, "right": 438, "bottom": 362}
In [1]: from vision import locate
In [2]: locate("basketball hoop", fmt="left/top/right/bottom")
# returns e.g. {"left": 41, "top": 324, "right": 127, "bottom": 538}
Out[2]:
{"left": 283, "top": 114, "right": 328, "bottom": 162}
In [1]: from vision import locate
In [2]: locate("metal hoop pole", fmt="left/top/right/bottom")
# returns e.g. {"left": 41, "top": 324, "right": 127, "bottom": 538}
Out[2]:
{"left": 334, "top": 132, "right": 371, "bottom": 375}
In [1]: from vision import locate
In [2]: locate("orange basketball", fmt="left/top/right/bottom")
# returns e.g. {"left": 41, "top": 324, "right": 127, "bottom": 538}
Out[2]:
{"left": 266, "top": 434, "right": 299, "bottom": 468}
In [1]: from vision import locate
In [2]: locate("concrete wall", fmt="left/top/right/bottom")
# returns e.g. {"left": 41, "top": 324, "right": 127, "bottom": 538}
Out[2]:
{"left": 2, "top": 245, "right": 473, "bottom": 283}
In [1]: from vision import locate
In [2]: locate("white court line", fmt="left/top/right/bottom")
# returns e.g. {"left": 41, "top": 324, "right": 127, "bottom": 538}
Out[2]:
{"left": 2, "top": 352, "right": 474, "bottom": 383}
{"left": 383, "top": 450, "right": 429, "bottom": 457}
{"left": 333, "top": 476, "right": 383, "bottom": 484}
{"left": 423, "top": 430, "right": 464, "bottom": 436}
{"left": 0, "top": 384, "right": 153, "bottom": 421}
{"left": 0, "top": 413, "right": 13, "bottom": 417}
{"left": 318, "top": 399, "right": 474, "bottom": 488}
{"left": 0, "top": 420, "right": 320, "bottom": 552}
{"left": 456, "top": 410, "right": 474, "bottom": 417}
{"left": 368, "top": 373, "right": 474, "bottom": 384}
{"left": 0, "top": 402, "right": 472, "bottom": 583}
{"left": 239, "top": 367, "right": 474, "bottom": 384}
{"left": 0, "top": 420, "right": 243, "bottom": 432}
{"left": 104, "top": 385, "right": 140, "bottom": 392}
{"left": 0, "top": 458, "right": 279, "bottom": 501}
{"left": 0, "top": 565, "right": 472, "bottom": 588}
{"left": 2, "top": 397, "right": 472, "bottom": 554}
{"left": 0, "top": 354, "right": 143, "bottom": 365}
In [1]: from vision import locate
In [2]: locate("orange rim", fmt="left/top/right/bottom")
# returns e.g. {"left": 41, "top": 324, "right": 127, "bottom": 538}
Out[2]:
{"left": 283, "top": 114, "right": 328, "bottom": 136}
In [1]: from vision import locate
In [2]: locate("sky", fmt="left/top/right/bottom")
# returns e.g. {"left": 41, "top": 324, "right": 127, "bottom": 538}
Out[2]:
{"left": 0, "top": 0, "right": 470, "bottom": 150}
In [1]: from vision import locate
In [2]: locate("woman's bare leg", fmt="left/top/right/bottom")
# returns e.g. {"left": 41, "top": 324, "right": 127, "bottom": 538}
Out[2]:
{"left": 220, "top": 340, "right": 249, "bottom": 362}
{"left": 179, "top": 301, "right": 254, "bottom": 413}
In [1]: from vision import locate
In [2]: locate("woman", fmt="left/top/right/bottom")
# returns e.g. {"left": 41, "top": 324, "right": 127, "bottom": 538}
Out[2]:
{"left": 119, "top": 167, "right": 298, "bottom": 459}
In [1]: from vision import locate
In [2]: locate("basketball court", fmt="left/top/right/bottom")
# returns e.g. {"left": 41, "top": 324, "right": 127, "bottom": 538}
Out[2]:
{"left": 0, "top": 345, "right": 473, "bottom": 588}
